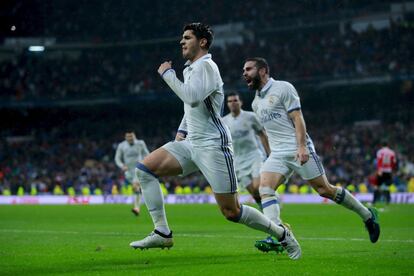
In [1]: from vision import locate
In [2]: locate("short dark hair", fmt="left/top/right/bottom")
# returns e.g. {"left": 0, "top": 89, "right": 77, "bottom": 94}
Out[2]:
{"left": 245, "top": 57, "right": 270, "bottom": 74}
{"left": 125, "top": 129, "right": 135, "bottom": 134}
{"left": 227, "top": 91, "right": 241, "bottom": 98}
{"left": 183, "top": 22, "right": 214, "bottom": 49}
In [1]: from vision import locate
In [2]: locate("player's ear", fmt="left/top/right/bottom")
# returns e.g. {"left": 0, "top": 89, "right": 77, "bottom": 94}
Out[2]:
{"left": 199, "top": 38, "right": 207, "bottom": 49}
{"left": 259, "top": 67, "right": 267, "bottom": 77}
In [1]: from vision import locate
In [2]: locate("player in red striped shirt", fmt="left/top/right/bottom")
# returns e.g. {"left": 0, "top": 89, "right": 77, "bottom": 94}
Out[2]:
{"left": 374, "top": 141, "right": 397, "bottom": 204}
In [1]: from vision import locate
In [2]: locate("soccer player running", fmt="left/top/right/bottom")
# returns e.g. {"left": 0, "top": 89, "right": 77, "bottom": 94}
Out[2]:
{"left": 374, "top": 141, "right": 397, "bottom": 205}
{"left": 130, "top": 23, "right": 301, "bottom": 260}
{"left": 242, "top": 57, "right": 380, "bottom": 253}
{"left": 223, "top": 92, "right": 281, "bottom": 210}
{"left": 223, "top": 92, "right": 271, "bottom": 205}
{"left": 115, "top": 130, "right": 149, "bottom": 215}
{"left": 223, "top": 92, "right": 285, "bottom": 254}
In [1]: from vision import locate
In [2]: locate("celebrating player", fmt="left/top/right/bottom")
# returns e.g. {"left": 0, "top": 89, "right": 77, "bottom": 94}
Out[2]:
{"left": 130, "top": 23, "right": 301, "bottom": 260}
{"left": 115, "top": 130, "right": 149, "bottom": 215}
{"left": 242, "top": 57, "right": 380, "bottom": 253}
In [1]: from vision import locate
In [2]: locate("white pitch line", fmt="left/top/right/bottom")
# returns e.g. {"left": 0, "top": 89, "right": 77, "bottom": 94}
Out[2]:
{"left": 0, "top": 228, "right": 413, "bottom": 243}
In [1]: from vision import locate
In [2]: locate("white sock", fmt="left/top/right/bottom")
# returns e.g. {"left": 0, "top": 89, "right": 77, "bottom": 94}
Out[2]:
{"left": 136, "top": 165, "right": 170, "bottom": 235}
{"left": 262, "top": 196, "right": 282, "bottom": 225}
{"left": 133, "top": 191, "right": 141, "bottom": 209}
{"left": 238, "top": 205, "right": 285, "bottom": 239}
{"left": 334, "top": 187, "right": 371, "bottom": 221}
{"left": 259, "top": 187, "right": 282, "bottom": 225}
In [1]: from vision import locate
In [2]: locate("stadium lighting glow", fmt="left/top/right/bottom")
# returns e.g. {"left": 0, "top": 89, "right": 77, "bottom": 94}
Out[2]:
{"left": 28, "top": 46, "right": 45, "bottom": 52}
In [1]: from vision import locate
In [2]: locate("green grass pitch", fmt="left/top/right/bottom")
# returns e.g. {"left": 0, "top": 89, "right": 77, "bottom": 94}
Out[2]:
{"left": 0, "top": 203, "right": 413, "bottom": 275}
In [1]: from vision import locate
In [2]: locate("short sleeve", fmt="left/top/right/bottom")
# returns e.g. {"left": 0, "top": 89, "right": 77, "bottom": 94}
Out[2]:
{"left": 281, "top": 82, "right": 301, "bottom": 113}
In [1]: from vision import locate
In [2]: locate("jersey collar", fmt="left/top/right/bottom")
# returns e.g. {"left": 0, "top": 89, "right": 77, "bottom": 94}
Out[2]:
{"left": 231, "top": 109, "right": 243, "bottom": 118}
{"left": 184, "top": 53, "right": 211, "bottom": 67}
{"left": 257, "top": 77, "right": 274, "bottom": 97}
{"left": 128, "top": 139, "right": 138, "bottom": 146}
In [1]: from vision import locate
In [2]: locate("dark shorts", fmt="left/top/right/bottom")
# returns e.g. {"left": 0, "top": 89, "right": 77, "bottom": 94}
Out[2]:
{"left": 377, "top": 172, "right": 392, "bottom": 186}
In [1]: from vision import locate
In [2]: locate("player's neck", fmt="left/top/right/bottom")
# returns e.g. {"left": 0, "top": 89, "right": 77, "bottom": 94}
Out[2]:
{"left": 231, "top": 110, "right": 241, "bottom": 117}
{"left": 189, "top": 50, "right": 208, "bottom": 63}
{"left": 259, "top": 76, "right": 270, "bottom": 91}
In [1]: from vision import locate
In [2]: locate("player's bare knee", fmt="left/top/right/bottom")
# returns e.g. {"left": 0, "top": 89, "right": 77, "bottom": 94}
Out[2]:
{"left": 316, "top": 185, "right": 335, "bottom": 199}
{"left": 221, "top": 207, "right": 240, "bottom": 222}
{"left": 317, "top": 188, "right": 330, "bottom": 198}
{"left": 140, "top": 157, "right": 158, "bottom": 174}
{"left": 140, "top": 149, "right": 182, "bottom": 176}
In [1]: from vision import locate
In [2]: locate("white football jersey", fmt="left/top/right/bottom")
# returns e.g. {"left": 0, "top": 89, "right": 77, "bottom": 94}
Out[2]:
{"left": 115, "top": 139, "right": 149, "bottom": 171}
{"left": 252, "top": 78, "right": 315, "bottom": 155}
{"left": 222, "top": 110, "right": 263, "bottom": 168}
{"left": 162, "top": 53, "right": 231, "bottom": 148}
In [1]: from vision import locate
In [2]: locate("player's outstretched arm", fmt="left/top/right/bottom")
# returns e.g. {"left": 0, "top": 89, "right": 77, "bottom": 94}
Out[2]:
{"left": 158, "top": 61, "right": 215, "bottom": 107}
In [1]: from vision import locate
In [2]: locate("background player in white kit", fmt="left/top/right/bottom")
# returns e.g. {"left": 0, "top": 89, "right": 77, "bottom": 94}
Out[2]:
{"left": 115, "top": 130, "right": 149, "bottom": 215}
{"left": 223, "top": 92, "right": 273, "bottom": 206}
{"left": 242, "top": 57, "right": 380, "bottom": 253}
{"left": 223, "top": 92, "right": 285, "bottom": 254}
{"left": 129, "top": 23, "right": 302, "bottom": 260}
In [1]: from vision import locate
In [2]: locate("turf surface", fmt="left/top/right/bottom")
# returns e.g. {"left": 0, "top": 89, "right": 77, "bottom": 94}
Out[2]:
{"left": 0, "top": 203, "right": 413, "bottom": 275}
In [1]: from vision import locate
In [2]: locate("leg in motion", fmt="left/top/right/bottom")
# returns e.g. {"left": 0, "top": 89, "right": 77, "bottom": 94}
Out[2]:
{"left": 255, "top": 172, "right": 286, "bottom": 253}
{"left": 372, "top": 187, "right": 381, "bottom": 205}
{"left": 383, "top": 174, "right": 393, "bottom": 205}
{"left": 308, "top": 174, "right": 380, "bottom": 243}
{"left": 131, "top": 182, "right": 142, "bottom": 216}
{"left": 259, "top": 172, "right": 284, "bottom": 225}
{"left": 215, "top": 193, "right": 301, "bottom": 260}
{"left": 195, "top": 144, "right": 300, "bottom": 259}
{"left": 129, "top": 147, "right": 183, "bottom": 250}
{"left": 245, "top": 177, "right": 262, "bottom": 207}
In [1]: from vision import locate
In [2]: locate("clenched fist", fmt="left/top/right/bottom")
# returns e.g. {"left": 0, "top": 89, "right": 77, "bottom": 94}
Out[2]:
{"left": 158, "top": 61, "right": 172, "bottom": 75}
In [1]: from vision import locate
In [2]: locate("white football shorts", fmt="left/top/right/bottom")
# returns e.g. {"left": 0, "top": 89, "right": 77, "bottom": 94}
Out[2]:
{"left": 162, "top": 140, "right": 238, "bottom": 193}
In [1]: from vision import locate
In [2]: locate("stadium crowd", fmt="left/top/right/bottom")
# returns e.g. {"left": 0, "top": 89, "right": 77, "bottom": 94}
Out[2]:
{"left": 3, "top": 0, "right": 390, "bottom": 42}
{"left": 1, "top": 19, "right": 413, "bottom": 101}
{"left": 1, "top": 119, "right": 413, "bottom": 196}
{"left": 1, "top": 0, "right": 413, "bottom": 197}
{"left": 220, "top": 20, "right": 414, "bottom": 85}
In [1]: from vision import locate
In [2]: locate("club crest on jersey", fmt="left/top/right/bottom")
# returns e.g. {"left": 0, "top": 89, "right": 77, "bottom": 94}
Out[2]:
{"left": 268, "top": 95, "right": 278, "bottom": 105}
